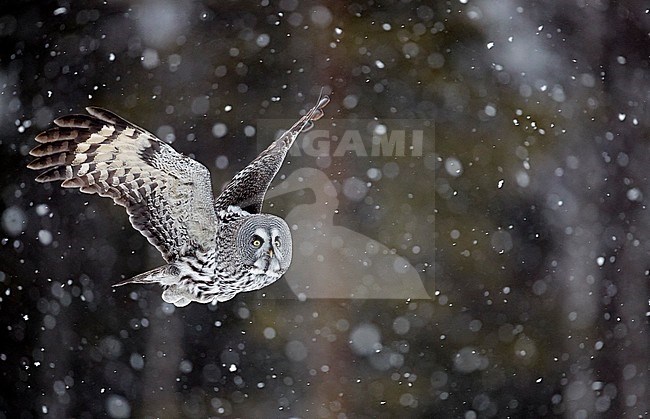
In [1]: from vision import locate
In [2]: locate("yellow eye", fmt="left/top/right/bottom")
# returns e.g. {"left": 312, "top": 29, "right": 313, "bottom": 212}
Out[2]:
{"left": 274, "top": 238, "right": 281, "bottom": 248}
{"left": 251, "top": 236, "right": 263, "bottom": 248}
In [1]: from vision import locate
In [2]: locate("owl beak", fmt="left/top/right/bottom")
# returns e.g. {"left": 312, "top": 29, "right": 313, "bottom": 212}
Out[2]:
{"left": 267, "top": 248, "right": 274, "bottom": 258}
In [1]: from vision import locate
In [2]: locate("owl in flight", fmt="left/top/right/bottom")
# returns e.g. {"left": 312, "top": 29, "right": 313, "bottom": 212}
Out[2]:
{"left": 27, "top": 95, "right": 330, "bottom": 307}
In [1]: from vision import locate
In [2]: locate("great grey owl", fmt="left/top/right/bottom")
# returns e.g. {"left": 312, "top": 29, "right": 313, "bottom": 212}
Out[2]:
{"left": 27, "top": 95, "right": 330, "bottom": 307}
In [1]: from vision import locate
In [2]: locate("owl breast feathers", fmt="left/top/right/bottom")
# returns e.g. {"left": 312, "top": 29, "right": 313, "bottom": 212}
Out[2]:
{"left": 28, "top": 95, "right": 329, "bottom": 307}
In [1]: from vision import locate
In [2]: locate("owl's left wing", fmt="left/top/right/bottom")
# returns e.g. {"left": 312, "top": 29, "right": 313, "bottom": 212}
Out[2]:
{"left": 27, "top": 107, "right": 217, "bottom": 262}
{"left": 215, "top": 95, "right": 330, "bottom": 214}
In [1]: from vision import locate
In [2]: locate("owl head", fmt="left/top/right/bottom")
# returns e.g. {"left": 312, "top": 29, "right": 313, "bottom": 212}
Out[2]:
{"left": 234, "top": 214, "right": 292, "bottom": 276}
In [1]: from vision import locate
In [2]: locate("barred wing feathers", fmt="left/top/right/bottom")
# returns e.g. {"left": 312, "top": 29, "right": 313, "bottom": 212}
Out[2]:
{"left": 215, "top": 95, "right": 330, "bottom": 214}
{"left": 27, "top": 107, "right": 217, "bottom": 261}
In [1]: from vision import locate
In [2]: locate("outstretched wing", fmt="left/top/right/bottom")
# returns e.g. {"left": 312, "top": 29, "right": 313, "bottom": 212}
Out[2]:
{"left": 215, "top": 94, "right": 330, "bottom": 214}
{"left": 27, "top": 107, "right": 217, "bottom": 262}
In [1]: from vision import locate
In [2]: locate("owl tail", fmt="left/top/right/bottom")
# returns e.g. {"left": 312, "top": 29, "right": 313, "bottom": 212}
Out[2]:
{"left": 113, "top": 264, "right": 179, "bottom": 287}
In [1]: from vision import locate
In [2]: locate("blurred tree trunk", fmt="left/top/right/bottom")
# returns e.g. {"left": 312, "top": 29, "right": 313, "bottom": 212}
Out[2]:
{"left": 550, "top": 1, "right": 649, "bottom": 417}
{"left": 596, "top": 1, "right": 649, "bottom": 416}
{"left": 141, "top": 307, "right": 184, "bottom": 417}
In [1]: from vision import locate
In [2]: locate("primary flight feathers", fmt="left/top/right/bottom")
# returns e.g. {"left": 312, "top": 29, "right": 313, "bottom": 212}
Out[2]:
{"left": 28, "top": 95, "right": 329, "bottom": 306}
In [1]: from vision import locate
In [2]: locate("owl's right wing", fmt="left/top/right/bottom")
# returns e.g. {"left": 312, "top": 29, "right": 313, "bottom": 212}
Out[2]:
{"left": 27, "top": 107, "right": 217, "bottom": 262}
{"left": 215, "top": 94, "right": 330, "bottom": 214}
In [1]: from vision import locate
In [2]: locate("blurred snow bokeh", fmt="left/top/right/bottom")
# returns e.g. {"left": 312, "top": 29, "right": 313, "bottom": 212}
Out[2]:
{"left": 0, "top": 1, "right": 648, "bottom": 418}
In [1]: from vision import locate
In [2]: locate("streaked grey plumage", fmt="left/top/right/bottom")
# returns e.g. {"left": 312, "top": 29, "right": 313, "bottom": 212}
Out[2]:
{"left": 28, "top": 95, "right": 329, "bottom": 306}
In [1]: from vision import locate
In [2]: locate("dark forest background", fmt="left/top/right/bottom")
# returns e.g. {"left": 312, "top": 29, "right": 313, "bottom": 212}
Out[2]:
{"left": 0, "top": 1, "right": 648, "bottom": 418}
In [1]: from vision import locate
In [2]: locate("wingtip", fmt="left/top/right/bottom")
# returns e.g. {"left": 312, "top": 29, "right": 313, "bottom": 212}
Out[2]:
{"left": 316, "top": 94, "right": 331, "bottom": 110}
{"left": 304, "top": 94, "right": 329, "bottom": 125}
{"left": 85, "top": 106, "right": 113, "bottom": 121}
{"left": 85, "top": 106, "right": 107, "bottom": 116}
{"left": 85, "top": 106, "right": 134, "bottom": 127}
{"left": 34, "top": 131, "right": 50, "bottom": 143}
{"left": 33, "top": 173, "right": 51, "bottom": 183}
{"left": 310, "top": 91, "right": 330, "bottom": 117}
